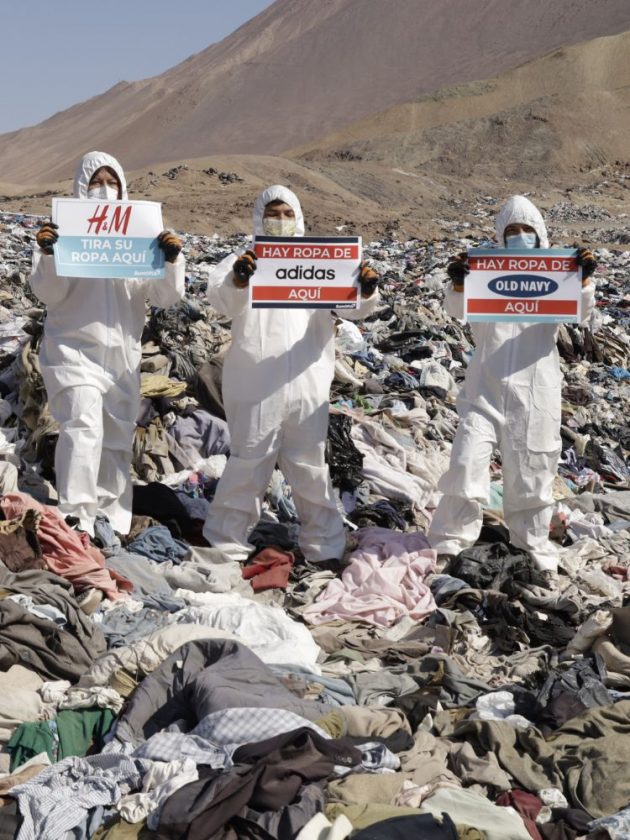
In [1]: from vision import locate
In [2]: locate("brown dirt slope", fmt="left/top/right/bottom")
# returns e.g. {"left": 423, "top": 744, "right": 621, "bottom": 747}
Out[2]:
{"left": 3, "top": 33, "right": 630, "bottom": 243}
{"left": 293, "top": 30, "right": 630, "bottom": 181}
{"left": 0, "top": 0, "right": 629, "bottom": 183}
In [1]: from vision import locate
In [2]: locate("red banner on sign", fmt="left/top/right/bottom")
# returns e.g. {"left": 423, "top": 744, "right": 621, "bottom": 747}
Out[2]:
{"left": 467, "top": 298, "right": 578, "bottom": 315}
{"left": 254, "top": 243, "right": 360, "bottom": 261}
{"left": 469, "top": 256, "right": 578, "bottom": 272}
{"left": 252, "top": 285, "right": 358, "bottom": 303}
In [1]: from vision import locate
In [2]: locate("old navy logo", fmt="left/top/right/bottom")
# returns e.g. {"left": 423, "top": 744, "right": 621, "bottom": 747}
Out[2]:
{"left": 488, "top": 275, "right": 559, "bottom": 298}
{"left": 86, "top": 204, "right": 132, "bottom": 235}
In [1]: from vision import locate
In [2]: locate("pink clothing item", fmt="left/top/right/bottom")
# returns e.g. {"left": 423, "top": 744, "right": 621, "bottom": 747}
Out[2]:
{"left": 303, "top": 527, "right": 437, "bottom": 627}
{"left": 0, "top": 492, "right": 132, "bottom": 600}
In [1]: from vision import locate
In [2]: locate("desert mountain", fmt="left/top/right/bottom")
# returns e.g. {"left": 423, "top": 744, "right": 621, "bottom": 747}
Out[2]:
{"left": 294, "top": 29, "right": 630, "bottom": 180}
{"left": 1, "top": 0, "right": 630, "bottom": 183}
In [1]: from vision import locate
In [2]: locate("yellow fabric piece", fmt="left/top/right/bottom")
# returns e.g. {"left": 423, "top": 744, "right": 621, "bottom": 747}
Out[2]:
{"left": 109, "top": 670, "right": 138, "bottom": 698}
{"left": 140, "top": 374, "right": 186, "bottom": 398}
{"left": 457, "top": 827, "right": 487, "bottom": 840}
{"left": 92, "top": 819, "right": 151, "bottom": 839}
{"left": 325, "top": 802, "right": 423, "bottom": 830}
{"left": 327, "top": 773, "right": 408, "bottom": 807}
{"left": 314, "top": 710, "right": 346, "bottom": 739}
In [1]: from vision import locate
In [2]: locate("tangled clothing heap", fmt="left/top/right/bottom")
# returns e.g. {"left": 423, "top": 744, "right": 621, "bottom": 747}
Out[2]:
{"left": 111, "top": 638, "right": 330, "bottom": 750}
{"left": 0, "top": 567, "right": 106, "bottom": 682}
{"left": 203, "top": 185, "right": 380, "bottom": 563}
{"left": 30, "top": 151, "right": 185, "bottom": 537}
{"left": 429, "top": 196, "right": 596, "bottom": 571}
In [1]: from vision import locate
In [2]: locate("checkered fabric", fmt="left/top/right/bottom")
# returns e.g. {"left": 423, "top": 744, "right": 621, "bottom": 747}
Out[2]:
{"left": 133, "top": 707, "right": 329, "bottom": 765}
{"left": 12, "top": 754, "right": 141, "bottom": 840}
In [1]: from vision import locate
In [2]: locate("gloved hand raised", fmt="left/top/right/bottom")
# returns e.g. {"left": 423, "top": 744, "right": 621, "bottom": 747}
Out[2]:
{"left": 36, "top": 222, "right": 59, "bottom": 255}
{"left": 358, "top": 261, "right": 379, "bottom": 298}
{"left": 447, "top": 252, "right": 469, "bottom": 291}
{"left": 233, "top": 250, "right": 257, "bottom": 288}
{"left": 157, "top": 230, "right": 182, "bottom": 263}
{"left": 575, "top": 247, "right": 597, "bottom": 283}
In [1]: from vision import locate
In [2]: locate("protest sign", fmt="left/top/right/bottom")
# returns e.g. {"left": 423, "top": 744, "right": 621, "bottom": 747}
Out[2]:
{"left": 250, "top": 236, "right": 361, "bottom": 309}
{"left": 464, "top": 248, "right": 582, "bottom": 323}
{"left": 52, "top": 198, "right": 165, "bottom": 279}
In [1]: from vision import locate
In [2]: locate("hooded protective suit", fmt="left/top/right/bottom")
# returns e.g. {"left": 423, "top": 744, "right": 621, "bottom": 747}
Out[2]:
{"left": 428, "top": 196, "right": 595, "bottom": 571}
{"left": 30, "top": 151, "right": 185, "bottom": 535}
{"left": 203, "top": 185, "right": 380, "bottom": 562}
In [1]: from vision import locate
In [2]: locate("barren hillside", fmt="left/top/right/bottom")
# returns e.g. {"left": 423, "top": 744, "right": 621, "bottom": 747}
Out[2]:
{"left": 294, "top": 30, "right": 630, "bottom": 183}
{"left": 0, "top": 0, "right": 629, "bottom": 183}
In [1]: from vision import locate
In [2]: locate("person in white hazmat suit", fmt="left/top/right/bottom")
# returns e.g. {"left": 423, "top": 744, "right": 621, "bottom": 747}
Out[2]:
{"left": 203, "top": 185, "right": 381, "bottom": 563}
{"left": 31, "top": 151, "right": 185, "bottom": 536}
{"left": 428, "top": 195, "right": 597, "bottom": 573}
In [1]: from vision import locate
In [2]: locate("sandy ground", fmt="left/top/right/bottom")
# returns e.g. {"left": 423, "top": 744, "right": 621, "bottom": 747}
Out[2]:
{"left": 1, "top": 154, "right": 629, "bottom": 247}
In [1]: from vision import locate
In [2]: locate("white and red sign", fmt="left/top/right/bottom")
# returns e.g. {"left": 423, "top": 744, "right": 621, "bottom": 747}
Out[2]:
{"left": 52, "top": 198, "right": 165, "bottom": 279}
{"left": 464, "top": 248, "right": 582, "bottom": 323}
{"left": 250, "top": 236, "right": 361, "bottom": 309}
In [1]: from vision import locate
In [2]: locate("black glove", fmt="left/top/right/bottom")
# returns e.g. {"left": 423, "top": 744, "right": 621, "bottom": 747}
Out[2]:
{"left": 447, "top": 252, "right": 469, "bottom": 290}
{"left": 36, "top": 221, "right": 59, "bottom": 255}
{"left": 157, "top": 230, "right": 182, "bottom": 263}
{"left": 358, "top": 261, "right": 379, "bottom": 298}
{"left": 575, "top": 247, "right": 597, "bottom": 283}
{"left": 233, "top": 250, "right": 257, "bottom": 288}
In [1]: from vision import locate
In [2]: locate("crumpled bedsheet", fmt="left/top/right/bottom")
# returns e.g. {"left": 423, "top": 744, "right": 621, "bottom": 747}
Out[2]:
{"left": 303, "top": 528, "right": 436, "bottom": 627}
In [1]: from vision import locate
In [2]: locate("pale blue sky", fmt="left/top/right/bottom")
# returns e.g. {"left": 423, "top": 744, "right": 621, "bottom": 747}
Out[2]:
{"left": 3, "top": 0, "right": 274, "bottom": 133}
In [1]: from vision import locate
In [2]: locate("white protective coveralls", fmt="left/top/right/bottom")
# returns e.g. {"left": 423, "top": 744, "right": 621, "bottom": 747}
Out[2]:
{"left": 428, "top": 195, "right": 595, "bottom": 571}
{"left": 203, "top": 185, "right": 380, "bottom": 562}
{"left": 30, "top": 151, "right": 185, "bottom": 536}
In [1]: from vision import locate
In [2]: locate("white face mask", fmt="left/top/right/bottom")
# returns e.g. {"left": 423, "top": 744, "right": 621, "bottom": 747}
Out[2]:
{"left": 87, "top": 184, "right": 119, "bottom": 201}
{"left": 263, "top": 217, "right": 296, "bottom": 237}
{"left": 505, "top": 232, "right": 537, "bottom": 249}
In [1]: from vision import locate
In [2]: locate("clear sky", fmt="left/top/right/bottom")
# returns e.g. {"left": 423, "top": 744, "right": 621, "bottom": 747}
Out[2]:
{"left": 2, "top": 0, "right": 274, "bottom": 134}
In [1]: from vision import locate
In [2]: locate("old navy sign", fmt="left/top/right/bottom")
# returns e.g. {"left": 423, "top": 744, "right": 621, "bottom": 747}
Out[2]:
{"left": 464, "top": 248, "right": 582, "bottom": 324}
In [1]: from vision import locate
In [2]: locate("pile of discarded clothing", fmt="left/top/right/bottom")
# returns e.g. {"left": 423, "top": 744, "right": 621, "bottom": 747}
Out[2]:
{"left": 0, "top": 208, "right": 628, "bottom": 838}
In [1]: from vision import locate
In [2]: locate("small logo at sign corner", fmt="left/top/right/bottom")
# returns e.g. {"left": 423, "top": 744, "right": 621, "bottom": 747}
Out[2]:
{"left": 488, "top": 274, "right": 559, "bottom": 298}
